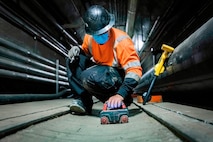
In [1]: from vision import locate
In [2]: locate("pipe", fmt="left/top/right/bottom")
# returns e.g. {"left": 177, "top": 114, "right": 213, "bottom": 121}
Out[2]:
{"left": 0, "top": 89, "right": 71, "bottom": 105}
{"left": 0, "top": 57, "right": 68, "bottom": 82}
{"left": 125, "top": 0, "right": 138, "bottom": 38}
{"left": 139, "top": 0, "right": 213, "bottom": 72}
{"left": 0, "top": 69, "right": 69, "bottom": 86}
{"left": 0, "top": 40, "right": 68, "bottom": 83}
{"left": 56, "top": 59, "right": 59, "bottom": 94}
{"left": 134, "top": 17, "right": 213, "bottom": 93}
{"left": 0, "top": 37, "right": 66, "bottom": 71}
{"left": 0, "top": 38, "right": 66, "bottom": 75}
{"left": 0, "top": 2, "right": 69, "bottom": 57}
{"left": 138, "top": 1, "right": 177, "bottom": 70}
{"left": 30, "top": 0, "right": 80, "bottom": 47}
{"left": 0, "top": 46, "right": 66, "bottom": 76}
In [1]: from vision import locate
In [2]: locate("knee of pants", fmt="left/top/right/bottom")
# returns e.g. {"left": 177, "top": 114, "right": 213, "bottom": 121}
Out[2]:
{"left": 80, "top": 65, "right": 123, "bottom": 93}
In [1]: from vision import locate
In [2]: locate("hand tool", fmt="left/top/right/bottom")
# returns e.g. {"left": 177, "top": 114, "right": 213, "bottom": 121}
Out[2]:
{"left": 100, "top": 103, "right": 129, "bottom": 124}
{"left": 142, "top": 44, "right": 174, "bottom": 105}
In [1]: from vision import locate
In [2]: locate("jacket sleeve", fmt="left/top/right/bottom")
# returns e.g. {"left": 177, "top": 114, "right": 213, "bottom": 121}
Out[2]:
{"left": 81, "top": 34, "right": 92, "bottom": 57}
{"left": 115, "top": 38, "right": 142, "bottom": 98}
{"left": 117, "top": 78, "right": 139, "bottom": 98}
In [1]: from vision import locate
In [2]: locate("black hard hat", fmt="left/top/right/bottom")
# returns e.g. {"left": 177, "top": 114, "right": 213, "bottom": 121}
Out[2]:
{"left": 83, "top": 5, "right": 115, "bottom": 35}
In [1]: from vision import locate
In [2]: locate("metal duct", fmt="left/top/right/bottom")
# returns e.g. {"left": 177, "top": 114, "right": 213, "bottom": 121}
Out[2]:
{"left": 125, "top": 0, "right": 138, "bottom": 37}
{"left": 134, "top": 17, "right": 213, "bottom": 94}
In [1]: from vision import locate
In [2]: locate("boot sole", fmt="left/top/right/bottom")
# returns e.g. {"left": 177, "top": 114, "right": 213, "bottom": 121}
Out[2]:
{"left": 70, "top": 105, "right": 86, "bottom": 114}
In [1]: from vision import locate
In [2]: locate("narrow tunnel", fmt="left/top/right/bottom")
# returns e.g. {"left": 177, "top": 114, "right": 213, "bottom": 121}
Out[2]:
{"left": 0, "top": 0, "right": 213, "bottom": 141}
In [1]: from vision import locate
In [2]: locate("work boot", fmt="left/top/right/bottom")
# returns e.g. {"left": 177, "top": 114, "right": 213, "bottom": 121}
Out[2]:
{"left": 69, "top": 99, "right": 86, "bottom": 115}
{"left": 81, "top": 93, "right": 93, "bottom": 115}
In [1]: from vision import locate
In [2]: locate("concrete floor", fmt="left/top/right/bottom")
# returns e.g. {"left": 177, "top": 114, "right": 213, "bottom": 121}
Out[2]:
{"left": 0, "top": 97, "right": 212, "bottom": 142}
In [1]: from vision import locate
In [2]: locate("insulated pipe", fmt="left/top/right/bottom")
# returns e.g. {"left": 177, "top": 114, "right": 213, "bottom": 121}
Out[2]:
{"left": 125, "top": 0, "right": 138, "bottom": 38}
{"left": 134, "top": 17, "right": 213, "bottom": 94}
{"left": 0, "top": 89, "right": 71, "bottom": 105}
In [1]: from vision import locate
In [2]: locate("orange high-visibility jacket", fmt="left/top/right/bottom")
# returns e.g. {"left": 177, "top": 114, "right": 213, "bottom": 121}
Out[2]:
{"left": 81, "top": 27, "right": 142, "bottom": 98}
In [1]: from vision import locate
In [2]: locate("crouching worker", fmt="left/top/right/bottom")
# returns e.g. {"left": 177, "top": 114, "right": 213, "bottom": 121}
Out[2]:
{"left": 66, "top": 5, "right": 142, "bottom": 115}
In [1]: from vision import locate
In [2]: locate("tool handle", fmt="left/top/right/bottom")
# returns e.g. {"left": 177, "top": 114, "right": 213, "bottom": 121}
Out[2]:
{"left": 143, "top": 44, "right": 174, "bottom": 105}
{"left": 154, "top": 44, "right": 174, "bottom": 76}
{"left": 143, "top": 76, "right": 157, "bottom": 105}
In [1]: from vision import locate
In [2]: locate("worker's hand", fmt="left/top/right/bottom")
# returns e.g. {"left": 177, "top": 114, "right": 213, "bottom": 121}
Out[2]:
{"left": 68, "top": 46, "right": 80, "bottom": 59}
{"left": 107, "top": 94, "right": 124, "bottom": 109}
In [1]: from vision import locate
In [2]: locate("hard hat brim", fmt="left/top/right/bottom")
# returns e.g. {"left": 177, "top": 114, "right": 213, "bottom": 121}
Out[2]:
{"left": 85, "top": 13, "right": 115, "bottom": 35}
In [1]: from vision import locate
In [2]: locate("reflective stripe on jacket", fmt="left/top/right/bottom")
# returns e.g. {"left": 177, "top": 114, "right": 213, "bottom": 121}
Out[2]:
{"left": 81, "top": 27, "right": 142, "bottom": 82}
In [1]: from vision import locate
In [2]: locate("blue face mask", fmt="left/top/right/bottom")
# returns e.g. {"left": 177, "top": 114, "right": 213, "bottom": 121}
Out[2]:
{"left": 93, "top": 32, "right": 109, "bottom": 44}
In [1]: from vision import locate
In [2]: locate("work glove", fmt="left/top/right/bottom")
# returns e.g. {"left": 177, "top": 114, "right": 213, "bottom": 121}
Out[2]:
{"left": 68, "top": 45, "right": 80, "bottom": 62}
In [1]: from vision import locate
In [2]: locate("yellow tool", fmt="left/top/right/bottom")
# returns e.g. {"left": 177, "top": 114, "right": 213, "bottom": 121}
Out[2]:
{"left": 154, "top": 44, "right": 174, "bottom": 76}
{"left": 142, "top": 44, "right": 174, "bottom": 105}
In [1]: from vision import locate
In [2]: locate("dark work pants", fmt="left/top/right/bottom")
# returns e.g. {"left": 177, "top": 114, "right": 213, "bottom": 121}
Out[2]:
{"left": 66, "top": 55, "right": 93, "bottom": 110}
{"left": 81, "top": 65, "right": 123, "bottom": 103}
{"left": 66, "top": 54, "right": 127, "bottom": 107}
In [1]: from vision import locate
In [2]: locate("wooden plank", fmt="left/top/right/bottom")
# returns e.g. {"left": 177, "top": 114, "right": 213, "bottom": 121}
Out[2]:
{"left": 152, "top": 102, "right": 213, "bottom": 124}
{"left": 136, "top": 102, "right": 213, "bottom": 142}
{"left": 0, "top": 99, "right": 71, "bottom": 120}
{"left": 0, "top": 99, "right": 71, "bottom": 138}
{"left": 0, "top": 101, "right": 183, "bottom": 142}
